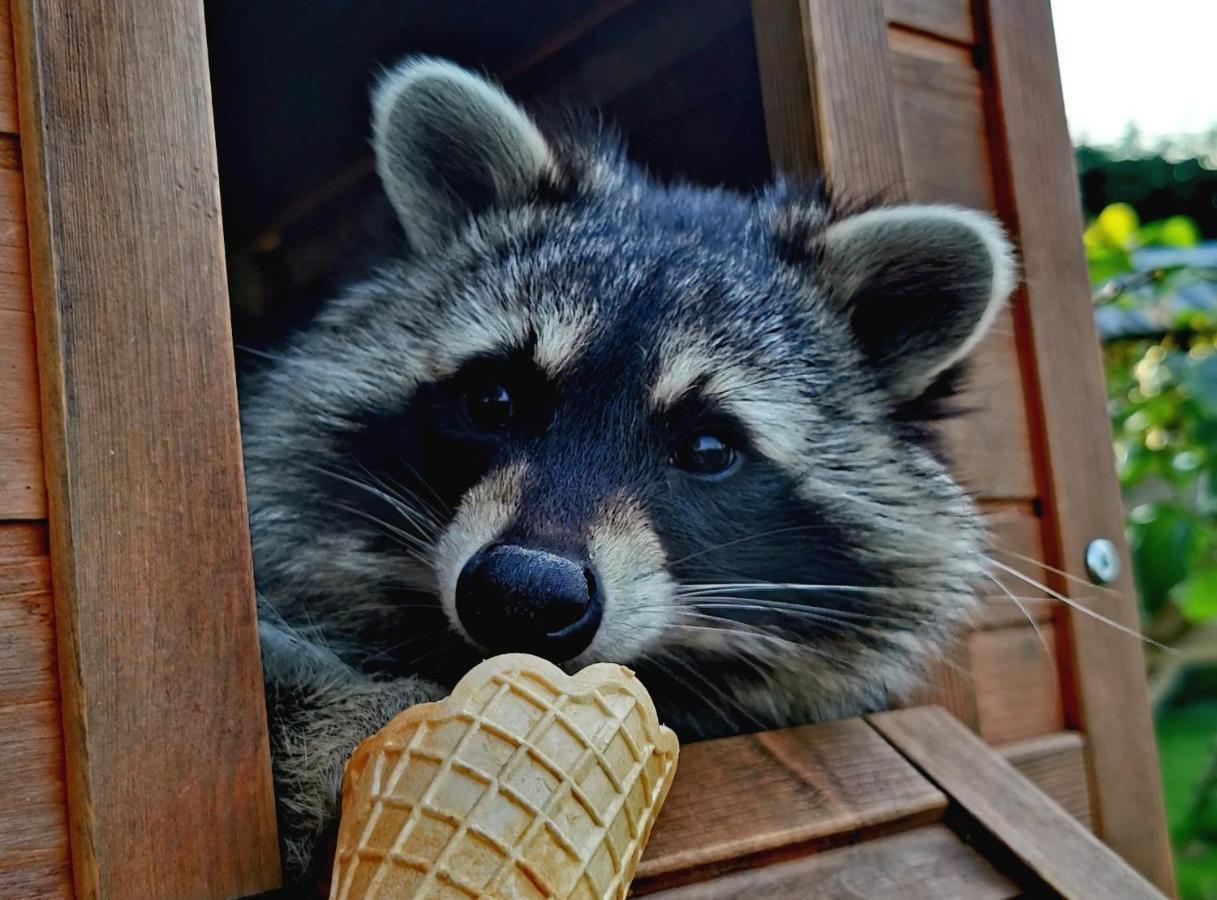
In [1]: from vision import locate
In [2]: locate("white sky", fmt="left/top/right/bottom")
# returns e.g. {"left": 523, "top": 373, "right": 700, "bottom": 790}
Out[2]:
{"left": 1051, "top": 0, "right": 1217, "bottom": 145}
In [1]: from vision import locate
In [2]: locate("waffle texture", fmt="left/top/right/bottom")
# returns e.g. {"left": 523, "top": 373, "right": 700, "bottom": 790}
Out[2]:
{"left": 330, "top": 654, "right": 680, "bottom": 899}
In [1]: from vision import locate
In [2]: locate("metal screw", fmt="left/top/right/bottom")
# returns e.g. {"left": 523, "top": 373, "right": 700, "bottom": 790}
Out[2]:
{"left": 1084, "top": 538, "right": 1121, "bottom": 585}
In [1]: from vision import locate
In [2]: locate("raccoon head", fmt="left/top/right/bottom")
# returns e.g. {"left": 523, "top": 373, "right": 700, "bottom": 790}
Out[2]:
{"left": 241, "top": 58, "right": 1016, "bottom": 738}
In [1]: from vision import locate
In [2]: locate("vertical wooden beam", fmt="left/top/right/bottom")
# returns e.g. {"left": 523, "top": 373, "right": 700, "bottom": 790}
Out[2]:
{"left": 977, "top": 0, "right": 1173, "bottom": 890}
{"left": 12, "top": 0, "right": 281, "bottom": 896}
{"left": 751, "top": 0, "right": 906, "bottom": 200}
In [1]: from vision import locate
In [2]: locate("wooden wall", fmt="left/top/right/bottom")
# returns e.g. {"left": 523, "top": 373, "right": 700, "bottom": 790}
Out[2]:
{"left": 752, "top": 0, "right": 1172, "bottom": 888}
{"left": 0, "top": 0, "right": 71, "bottom": 895}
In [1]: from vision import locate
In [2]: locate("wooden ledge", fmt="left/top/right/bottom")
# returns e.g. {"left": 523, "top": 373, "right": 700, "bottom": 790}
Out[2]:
{"left": 633, "top": 707, "right": 1165, "bottom": 898}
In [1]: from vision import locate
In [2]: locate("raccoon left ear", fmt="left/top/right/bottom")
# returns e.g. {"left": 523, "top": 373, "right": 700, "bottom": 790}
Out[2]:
{"left": 371, "top": 57, "right": 555, "bottom": 252}
{"left": 817, "top": 205, "right": 1016, "bottom": 401}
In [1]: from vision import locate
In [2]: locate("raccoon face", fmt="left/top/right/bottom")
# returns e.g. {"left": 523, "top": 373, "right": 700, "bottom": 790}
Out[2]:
{"left": 241, "top": 59, "right": 1016, "bottom": 738}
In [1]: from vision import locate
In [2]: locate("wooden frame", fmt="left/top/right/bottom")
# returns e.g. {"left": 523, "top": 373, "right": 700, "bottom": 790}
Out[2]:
{"left": 0, "top": 0, "right": 1174, "bottom": 895}
{"left": 750, "top": 0, "right": 1172, "bottom": 889}
{"left": 12, "top": 0, "right": 279, "bottom": 896}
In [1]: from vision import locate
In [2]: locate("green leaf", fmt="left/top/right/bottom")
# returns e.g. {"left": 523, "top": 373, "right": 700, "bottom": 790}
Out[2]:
{"left": 1130, "top": 504, "right": 1200, "bottom": 611}
{"left": 1176, "top": 567, "right": 1217, "bottom": 623}
{"left": 1158, "top": 215, "right": 1200, "bottom": 248}
{"left": 1096, "top": 202, "right": 1140, "bottom": 247}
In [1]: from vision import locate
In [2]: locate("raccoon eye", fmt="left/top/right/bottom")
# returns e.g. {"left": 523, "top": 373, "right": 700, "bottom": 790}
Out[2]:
{"left": 463, "top": 382, "right": 513, "bottom": 430}
{"left": 672, "top": 433, "right": 738, "bottom": 479}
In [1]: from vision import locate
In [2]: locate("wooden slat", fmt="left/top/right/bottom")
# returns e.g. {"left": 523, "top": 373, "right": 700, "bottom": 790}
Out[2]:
{"left": 889, "top": 30, "right": 994, "bottom": 210}
{"left": 1001, "top": 731, "right": 1093, "bottom": 828}
{"left": 634, "top": 718, "right": 945, "bottom": 892}
{"left": 0, "top": 3, "right": 16, "bottom": 134}
{"left": 0, "top": 700, "right": 71, "bottom": 898}
{"left": 971, "top": 624, "right": 1064, "bottom": 743}
{"left": 11, "top": 0, "right": 280, "bottom": 895}
{"left": 869, "top": 707, "right": 1164, "bottom": 899}
{"left": 901, "top": 630, "right": 978, "bottom": 730}
{"left": 979, "top": 0, "right": 1173, "bottom": 888}
{"left": 939, "top": 308, "right": 1036, "bottom": 501}
{"left": 0, "top": 550, "right": 54, "bottom": 707}
{"left": 645, "top": 825, "right": 1016, "bottom": 899}
{"left": 0, "top": 304, "right": 44, "bottom": 519}
{"left": 976, "top": 500, "right": 1052, "bottom": 628}
{"left": 752, "top": 0, "right": 906, "bottom": 199}
{"left": 0, "top": 168, "right": 32, "bottom": 309}
{"left": 884, "top": 0, "right": 974, "bottom": 45}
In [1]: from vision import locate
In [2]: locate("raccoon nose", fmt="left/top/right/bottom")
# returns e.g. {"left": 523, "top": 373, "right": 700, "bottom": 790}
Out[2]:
{"left": 455, "top": 544, "right": 602, "bottom": 662}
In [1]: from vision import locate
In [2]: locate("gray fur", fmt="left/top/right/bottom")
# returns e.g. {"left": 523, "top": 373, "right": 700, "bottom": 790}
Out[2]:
{"left": 244, "top": 59, "right": 1016, "bottom": 883}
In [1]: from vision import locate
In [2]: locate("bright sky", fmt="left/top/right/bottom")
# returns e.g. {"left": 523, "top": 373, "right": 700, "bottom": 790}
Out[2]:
{"left": 1051, "top": 0, "right": 1217, "bottom": 145}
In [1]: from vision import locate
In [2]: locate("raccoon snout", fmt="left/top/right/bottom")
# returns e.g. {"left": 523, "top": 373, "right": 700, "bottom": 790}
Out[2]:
{"left": 455, "top": 543, "right": 603, "bottom": 662}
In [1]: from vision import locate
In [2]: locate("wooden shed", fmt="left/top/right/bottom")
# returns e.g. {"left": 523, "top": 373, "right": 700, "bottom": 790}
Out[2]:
{"left": 0, "top": 0, "right": 1175, "bottom": 896}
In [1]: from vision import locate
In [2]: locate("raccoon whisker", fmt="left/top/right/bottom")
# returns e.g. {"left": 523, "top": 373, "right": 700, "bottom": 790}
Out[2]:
{"left": 306, "top": 464, "right": 441, "bottom": 538}
{"left": 330, "top": 502, "right": 435, "bottom": 558}
{"left": 983, "top": 557, "right": 1174, "bottom": 651}
{"left": 981, "top": 571, "right": 1049, "bottom": 654}
{"left": 986, "top": 548, "right": 1123, "bottom": 600}
{"left": 351, "top": 460, "right": 450, "bottom": 530}
{"left": 641, "top": 648, "right": 767, "bottom": 731}
{"left": 367, "top": 629, "right": 460, "bottom": 666}
{"left": 679, "top": 582, "right": 897, "bottom": 596}
{"left": 665, "top": 525, "right": 851, "bottom": 568}
{"left": 672, "top": 595, "right": 904, "bottom": 622}
{"left": 671, "top": 600, "right": 911, "bottom": 637}
{"left": 378, "top": 451, "right": 454, "bottom": 521}
{"left": 640, "top": 620, "right": 862, "bottom": 669}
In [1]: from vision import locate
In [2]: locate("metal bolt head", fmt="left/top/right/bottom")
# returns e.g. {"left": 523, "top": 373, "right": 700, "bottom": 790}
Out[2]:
{"left": 1084, "top": 538, "right": 1121, "bottom": 585}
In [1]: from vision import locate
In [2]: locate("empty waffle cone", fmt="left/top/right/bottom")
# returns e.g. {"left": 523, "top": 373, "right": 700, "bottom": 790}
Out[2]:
{"left": 330, "top": 654, "right": 680, "bottom": 899}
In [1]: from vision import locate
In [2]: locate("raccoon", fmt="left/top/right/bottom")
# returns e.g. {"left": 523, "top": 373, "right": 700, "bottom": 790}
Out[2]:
{"left": 241, "top": 58, "right": 1015, "bottom": 878}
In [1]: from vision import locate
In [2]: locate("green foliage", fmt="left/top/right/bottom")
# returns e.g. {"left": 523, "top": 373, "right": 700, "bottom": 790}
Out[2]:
{"left": 1092, "top": 205, "right": 1217, "bottom": 624}
{"left": 1091, "top": 202, "right": 1217, "bottom": 899}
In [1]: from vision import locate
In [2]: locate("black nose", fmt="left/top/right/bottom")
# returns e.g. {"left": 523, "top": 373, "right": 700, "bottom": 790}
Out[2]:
{"left": 455, "top": 543, "right": 602, "bottom": 661}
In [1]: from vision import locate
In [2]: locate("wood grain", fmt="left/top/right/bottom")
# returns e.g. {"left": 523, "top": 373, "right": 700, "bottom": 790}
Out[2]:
{"left": 0, "top": 700, "right": 72, "bottom": 898}
{"left": 889, "top": 31, "right": 994, "bottom": 210}
{"left": 884, "top": 0, "right": 974, "bottom": 45}
{"left": 11, "top": 0, "right": 280, "bottom": 895}
{"left": 1001, "top": 731, "right": 1093, "bottom": 828}
{"left": 644, "top": 825, "right": 1016, "bottom": 899}
{"left": 752, "top": 0, "right": 906, "bottom": 199}
{"left": 0, "top": 3, "right": 16, "bottom": 134}
{"left": 900, "top": 630, "right": 978, "bottom": 730}
{"left": 634, "top": 718, "right": 945, "bottom": 891}
{"left": 979, "top": 0, "right": 1174, "bottom": 887}
{"left": 0, "top": 541, "right": 54, "bottom": 707}
{"left": 0, "top": 306, "right": 44, "bottom": 519}
{"left": 971, "top": 624, "right": 1064, "bottom": 743}
{"left": 939, "top": 308, "right": 1037, "bottom": 501}
{"left": 869, "top": 707, "right": 1165, "bottom": 899}
{"left": 976, "top": 500, "right": 1052, "bottom": 629}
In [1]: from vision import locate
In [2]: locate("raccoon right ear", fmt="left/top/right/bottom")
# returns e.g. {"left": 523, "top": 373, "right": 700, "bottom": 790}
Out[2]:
{"left": 371, "top": 57, "right": 555, "bottom": 252}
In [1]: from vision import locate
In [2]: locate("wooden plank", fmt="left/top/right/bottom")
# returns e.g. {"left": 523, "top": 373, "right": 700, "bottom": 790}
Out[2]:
{"left": 0, "top": 3, "right": 16, "bottom": 134}
{"left": 869, "top": 707, "right": 1165, "bottom": 899}
{"left": 0, "top": 550, "right": 55, "bottom": 707}
{"left": 0, "top": 168, "right": 32, "bottom": 309}
{"left": 752, "top": 0, "right": 906, "bottom": 199}
{"left": 0, "top": 700, "right": 72, "bottom": 898}
{"left": 971, "top": 624, "right": 1064, "bottom": 743}
{"left": 0, "top": 306, "right": 44, "bottom": 519}
{"left": 1001, "top": 731, "right": 1093, "bottom": 828}
{"left": 901, "top": 630, "right": 978, "bottom": 730}
{"left": 0, "top": 521, "right": 46, "bottom": 558}
{"left": 634, "top": 718, "right": 945, "bottom": 892}
{"left": 938, "top": 307, "right": 1036, "bottom": 501}
{"left": 889, "top": 30, "right": 994, "bottom": 210}
{"left": 11, "top": 0, "right": 281, "bottom": 896}
{"left": 976, "top": 500, "right": 1052, "bottom": 628}
{"left": 884, "top": 0, "right": 974, "bottom": 45}
{"left": 643, "top": 825, "right": 1017, "bottom": 898}
{"left": 979, "top": 0, "right": 1173, "bottom": 887}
